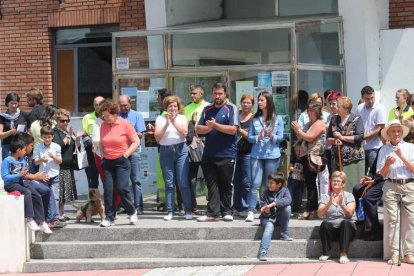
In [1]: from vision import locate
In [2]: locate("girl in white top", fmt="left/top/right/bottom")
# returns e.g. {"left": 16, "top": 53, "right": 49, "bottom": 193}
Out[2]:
{"left": 155, "top": 95, "right": 193, "bottom": 221}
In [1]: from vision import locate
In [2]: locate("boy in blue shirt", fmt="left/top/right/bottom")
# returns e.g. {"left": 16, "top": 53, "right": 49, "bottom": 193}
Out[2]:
{"left": 1, "top": 138, "right": 52, "bottom": 233}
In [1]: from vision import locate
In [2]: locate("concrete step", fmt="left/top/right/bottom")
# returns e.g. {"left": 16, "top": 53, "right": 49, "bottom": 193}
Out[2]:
{"left": 31, "top": 239, "right": 382, "bottom": 259}
{"left": 23, "top": 257, "right": 384, "bottom": 273}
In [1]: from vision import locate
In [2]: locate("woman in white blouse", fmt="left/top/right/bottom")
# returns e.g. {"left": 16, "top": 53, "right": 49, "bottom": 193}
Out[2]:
{"left": 155, "top": 95, "right": 192, "bottom": 221}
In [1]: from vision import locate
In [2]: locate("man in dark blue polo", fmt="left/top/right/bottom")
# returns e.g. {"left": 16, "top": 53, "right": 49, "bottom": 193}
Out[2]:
{"left": 196, "top": 82, "right": 238, "bottom": 222}
{"left": 119, "top": 95, "right": 146, "bottom": 214}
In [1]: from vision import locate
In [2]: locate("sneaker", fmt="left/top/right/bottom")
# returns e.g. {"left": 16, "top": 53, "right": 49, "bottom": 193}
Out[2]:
{"left": 164, "top": 212, "right": 173, "bottom": 221}
{"left": 39, "top": 222, "right": 53, "bottom": 234}
{"left": 197, "top": 215, "right": 220, "bottom": 222}
{"left": 185, "top": 213, "right": 193, "bottom": 220}
{"left": 48, "top": 220, "right": 66, "bottom": 229}
{"left": 245, "top": 212, "right": 254, "bottom": 222}
{"left": 319, "top": 255, "right": 330, "bottom": 262}
{"left": 387, "top": 254, "right": 399, "bottom": 265}
{"left": 26, "top": 220, "right": 40, "bottom": 231}
{"left": 404, "top": 255, "right": 414, "bottom": 264}
{"left": 259, "top": 251, "right": 268, "bottom": 261}
{"left": 223, "top": 215, "right": 233, "bottom": 222}
{"left": 137, "top": 209, "right": 144, "bottom": 215}
{"left": 100, "top": 220, "right": 115, "bottom": 227}
{"left": 280, "top": 235, "right": 293, "bottom": 241}
{"left": 178, "top": 209, "right": 185, "bottom": 216}
{"left": 129, "top": 211, "right": 138, "bottom": 224}
{"left": 339, "top": 256, "right": 350, "bottom": 264}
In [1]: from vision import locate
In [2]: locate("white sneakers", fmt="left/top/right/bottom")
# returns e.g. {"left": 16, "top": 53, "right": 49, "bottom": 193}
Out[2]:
{"left": 164, "top": 213, "right": 174, "bottom": 221}
{"left": 27, "top": 220, "right": 53, "bottom": 234}
{"left": 129, "top": 211, "right": 138, "bottom": 224}
{"left": 185, "top": 213, "right": 193, "bottom": 220}
{"left": 319, "top": 255, "right": 330, "bottom": 262}
{"left": 26, "top": 220, "right": 40, "bottom": 231}
{"left": 100, "top": 220, "right": 115, "bottom": 227}
{"left": 223, "top": 215, "right": 233, "bottom": 222}
{"left": 39, "top": 222, "right": 53, "bottom": 234}
{"left": 245, "top": 212, "right": 254, "bottom": 222}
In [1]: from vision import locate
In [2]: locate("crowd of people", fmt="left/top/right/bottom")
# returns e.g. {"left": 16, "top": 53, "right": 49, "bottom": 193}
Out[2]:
{"left": 1, "top": 83, "right": 414, "bottom": 265}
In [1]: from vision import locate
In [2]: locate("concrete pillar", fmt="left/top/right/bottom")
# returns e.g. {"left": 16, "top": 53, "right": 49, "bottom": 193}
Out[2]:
{"left": 0, "top": 195, "right": 27, "bottom": 273}
{"left": 338, "top": 0, "right": 388, "bottom": 109}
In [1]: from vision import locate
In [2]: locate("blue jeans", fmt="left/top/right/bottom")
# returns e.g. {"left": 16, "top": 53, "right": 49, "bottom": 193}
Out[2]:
{"left": 28, "top": 177, "right": 59, "bottom": 222}
{"left": 259, "top": 205, "right": 291, "bottom": 253}
{"left": 130, "top": 151, "right": 143, "bottom": 211}
{"left": 160, "top": 142, "right": 192, "bottom": 213}
{"left": 102, "top": 156, "right": 135, "bottom": 221}
{"left": 248, "top": 158, "right": 280, "bottom": 212}
{"left": 287, "top": 178, "right": 304, "bottom": 213}
{"left": 232, "top": 153, "right": 251, "bottom": 212}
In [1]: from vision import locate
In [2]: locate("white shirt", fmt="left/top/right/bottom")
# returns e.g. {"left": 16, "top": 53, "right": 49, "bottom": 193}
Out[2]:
{"left": 376, "top": 140, "right": 414, "bottom": 179}
{"left": 155, "top": 114, "right": 187, "bottom": 146}
{"left": 91, "top": 117, "right": 104, "bottom": 157}
{"left": 33, "top": 142, "right": 62, "bottom": 178}
{"left": 357, "top": 101, "right": 387, "bottom": 150}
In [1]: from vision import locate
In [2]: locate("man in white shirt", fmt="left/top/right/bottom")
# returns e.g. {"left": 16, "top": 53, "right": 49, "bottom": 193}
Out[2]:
{"left": 357, "top": 85, "right": 386, "bottom": 172}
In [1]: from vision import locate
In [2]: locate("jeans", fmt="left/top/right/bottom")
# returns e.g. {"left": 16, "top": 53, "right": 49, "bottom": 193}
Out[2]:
{"left": 259, "top": 205, "right": 291, "bottom": 253}
{"left": 160, "top": 142, "right": 192, "bottom": 213}
{"left": 364, "top": 149, "right": 379, "bottom": 175}
{"left": 248, "top": 158, "right": 280, "bottom": 212}
{"left": 287, "top": 178, "right": 304, "bottom": 213}
{"left": 102, "top": 156, "right": 135, "bottom": 221}
{"left": 85, "top": 144, "right": 100, "bottom": 189}
{"left": 23, "top": 180, "right": 51, "bottom": 221}
{"left": 130, "top": 151, "right": 143, "bottom": 211}
{"left": 233, "top": 154, "right": 251, "bottom": 212}
{"left": 201, "top": 156, "right": 236, "bottom": 217}
{"left": 26, "top": 178, "right": 58, "bottom": 222}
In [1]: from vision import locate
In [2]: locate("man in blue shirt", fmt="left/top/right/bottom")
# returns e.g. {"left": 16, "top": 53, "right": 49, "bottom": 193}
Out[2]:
{"left": 196, "top": 82, "right": 238, "bottom": 222}
{"left": 119, "top": 95, "right": 146, "bottom": 214}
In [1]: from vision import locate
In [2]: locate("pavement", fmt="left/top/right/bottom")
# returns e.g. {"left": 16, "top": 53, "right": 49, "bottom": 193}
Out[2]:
{"left": 6, "top": 261, "right": 414, "bottom": 275}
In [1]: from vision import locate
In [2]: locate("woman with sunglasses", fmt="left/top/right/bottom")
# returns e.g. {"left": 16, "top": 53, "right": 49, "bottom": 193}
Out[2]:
{"left": 52, "top": 109, "right": 82, "bottom": 221}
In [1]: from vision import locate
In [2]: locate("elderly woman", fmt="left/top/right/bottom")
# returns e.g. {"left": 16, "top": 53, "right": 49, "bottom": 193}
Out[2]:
{"left": 0, "top": 93, "right": 27, "bottom": 160}
{"left": 317, "top": 171, "right": 356, "bottom": 264}
{"left": 52, "top": 109, "right": 82, "bottom": 221}
{"left": 155, "top": 95, "right": 192, "bottom": 221}
{"left": 327, "top": 96, "right": 365, "bottom": 192}
{"left": 99, "top": 100, "right": 140, "bottom": 227}
{"left": 292, "top": 102, "right": 326, "bottom": 220}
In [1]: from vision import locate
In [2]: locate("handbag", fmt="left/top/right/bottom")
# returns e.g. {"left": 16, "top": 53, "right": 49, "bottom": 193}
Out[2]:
{"left": 307, "top": 154, "right": 327, "bottom": 173}
{"left": 72, "top": 137, "right": 89, "bottom": 170}
{"left": 188, "top": 133, "right": 204, "bottom": 163}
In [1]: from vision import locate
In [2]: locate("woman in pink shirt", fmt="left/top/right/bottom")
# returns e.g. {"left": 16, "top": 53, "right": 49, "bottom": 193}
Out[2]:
{"left": 99, "top": 100, "right": 140, "bottom": 227}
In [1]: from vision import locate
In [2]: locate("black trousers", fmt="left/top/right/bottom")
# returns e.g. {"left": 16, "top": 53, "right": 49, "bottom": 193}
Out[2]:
{"left": 201, "top": 156, "right": 235, "bottom": 217}
{"left": 320, "top": 220, "right": 356, "bottom": 255}
{"left": 352, "top": 181, "right": 384, "bottom": 233}
{"left": 303, "top": 161, "right": 318, "bottom": 212}
{"left": 85, "top": 144, "right": 100, "bottom": 189}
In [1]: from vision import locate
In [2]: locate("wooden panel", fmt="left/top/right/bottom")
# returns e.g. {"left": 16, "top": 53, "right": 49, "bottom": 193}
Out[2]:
{"left": 56, "top": 50, "right": 74, "bottom": 112}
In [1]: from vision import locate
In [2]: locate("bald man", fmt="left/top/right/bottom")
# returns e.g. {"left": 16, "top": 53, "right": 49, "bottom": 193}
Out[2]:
{"left": 119, "top": 95, "right": 146, "bottom": 214}
{"left": 82, "top": 96, "right": 105, "bottom": 189}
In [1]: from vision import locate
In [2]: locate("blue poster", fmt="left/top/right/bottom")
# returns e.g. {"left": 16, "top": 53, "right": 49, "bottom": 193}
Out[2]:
{"left": 258, "top": 72, "right": 271, "bottom": 87}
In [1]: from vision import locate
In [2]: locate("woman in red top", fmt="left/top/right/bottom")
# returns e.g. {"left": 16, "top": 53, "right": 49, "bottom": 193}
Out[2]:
{"left": 99, "top": 100, "right": 140, "bottom": 227}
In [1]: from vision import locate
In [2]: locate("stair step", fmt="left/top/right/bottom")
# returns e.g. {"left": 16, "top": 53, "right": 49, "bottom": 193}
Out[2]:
{"left": 31, "top": 239, "right": 382, "bottom": 259}
{"left": 23, "top": 257, "right": 383, "bottom": 273}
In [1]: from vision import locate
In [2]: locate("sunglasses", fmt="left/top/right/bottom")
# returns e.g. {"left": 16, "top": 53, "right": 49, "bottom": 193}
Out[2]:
{"left": 60, "top": 119, "right": 70, "bottom": 123}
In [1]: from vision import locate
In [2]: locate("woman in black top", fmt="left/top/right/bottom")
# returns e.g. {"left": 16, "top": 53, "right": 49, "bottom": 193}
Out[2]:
{"left": 0, "top": 93, "right": 27, "bottom": 159}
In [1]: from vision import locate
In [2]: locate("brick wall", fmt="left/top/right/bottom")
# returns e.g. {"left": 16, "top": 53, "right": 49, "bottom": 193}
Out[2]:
{"left": 389, "top": 0, "right": 414, "bottom": 28}
{"left": 0, "top": 0, "right": 146, "bottom": 112}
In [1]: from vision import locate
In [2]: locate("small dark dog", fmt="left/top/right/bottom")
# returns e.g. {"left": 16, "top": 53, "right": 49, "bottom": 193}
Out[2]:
{"left": 73, "top": 188, "right": 105, "bottom": 223}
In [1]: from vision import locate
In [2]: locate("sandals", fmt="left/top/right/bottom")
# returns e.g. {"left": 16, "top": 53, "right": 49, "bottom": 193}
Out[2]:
{"left": 298, "top": 211, "right": 315, "bottom": 220}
